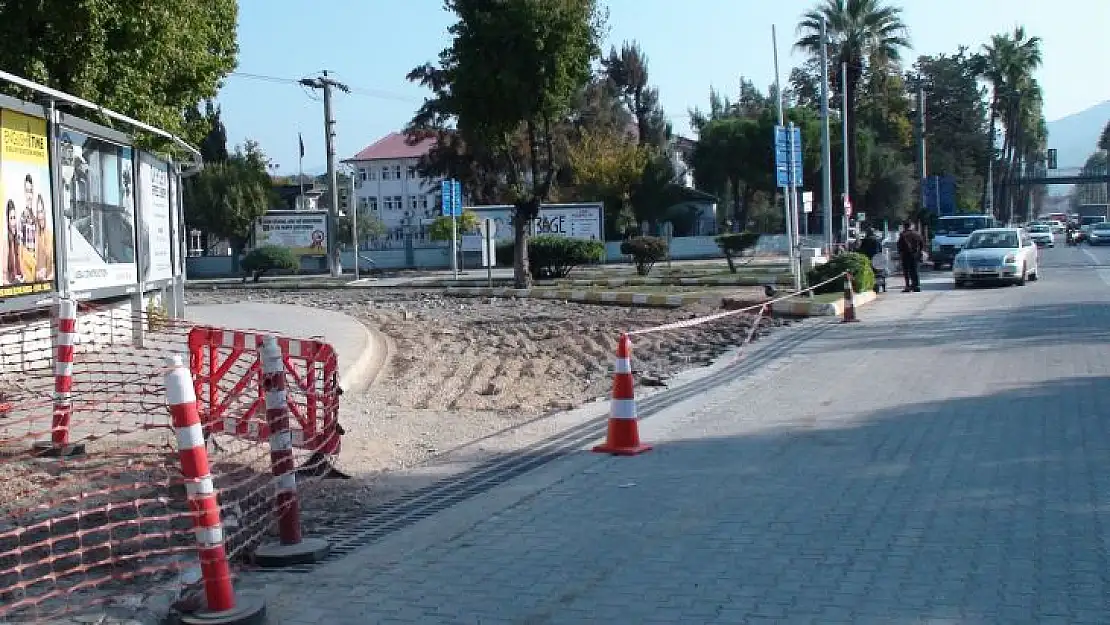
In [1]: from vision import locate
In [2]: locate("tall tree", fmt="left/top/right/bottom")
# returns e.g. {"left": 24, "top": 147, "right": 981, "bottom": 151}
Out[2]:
{"left": 795, "top": 0, "right": 910, "bottom": 212}
{"left": 603, "top": 42, "right": 670, "bottom": 148}
{"left": 183, "top": 141, "right": 275, "bottom": 257}
{"left": 407, "top": 0, "right": 603, "bottom": 288}
{"left": 0, "top": 0, "right": 238, "bottom": 146}
{"left": 976, "top": 26, "right": 1043, "bottom": 217}
{"left": 565, "top": 128, "right": 649, "bottom": 237}
{"left": 1098, "top": 120, "right": 1110, "bottom": 153}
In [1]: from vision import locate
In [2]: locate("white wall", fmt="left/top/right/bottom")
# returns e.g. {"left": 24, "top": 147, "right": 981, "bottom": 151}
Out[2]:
{"left": 350, "top": 157, "right": 441, "bottom": 231}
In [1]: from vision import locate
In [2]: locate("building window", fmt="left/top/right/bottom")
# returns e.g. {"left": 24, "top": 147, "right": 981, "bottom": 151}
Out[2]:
{"left": 358, "top": 168, "right": 367, "bottom": 181}
{"left": 407, "top": 166, "right": 417, "bottom": 179}
{"left": 381, "top": 166, "right": 391, "bottom": 180}
{"left": 368, "top": 168, "right": 377, "bottom": 181}
{"left": 383, "top": 196, "right": 393, "bottom": 210}
{"left": 358, "top": 197, "right": 368, "bottom": 209}
{"left": 392, "top": 165, "right": 402, "bottom": 180}
{"left": 369, "top": 197, "right": 378, "bottom": 211}
{"left": 419, "top": 196, "right": 429, "bottom": 210}
{"left": 409, "top": 196, "right": 419, "bottom": 210}
{"left": 393, "top": 195, "right": 402, "bottom": 211}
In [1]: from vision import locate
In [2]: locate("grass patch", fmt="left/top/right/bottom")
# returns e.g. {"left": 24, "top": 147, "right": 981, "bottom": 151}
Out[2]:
{"left": 808, "top": 292, "right": 844, "bottom": 304}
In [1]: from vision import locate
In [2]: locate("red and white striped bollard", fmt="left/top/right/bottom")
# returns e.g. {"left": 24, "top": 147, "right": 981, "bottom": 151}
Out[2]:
{"left": 165, "top": 355, "right": 265, "bottom": 624}
{"left": 34, "top": 298, "right": 85, "bottom": 457}
{"left": 252, "top": 336, "right": 330, "bottom": 567}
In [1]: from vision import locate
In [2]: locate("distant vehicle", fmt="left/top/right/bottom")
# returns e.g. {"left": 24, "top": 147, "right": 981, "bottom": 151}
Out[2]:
{"left": 953, "top": 227, "right": 1039, "bottom": 287}
{"left": 1087, "top": 222, "right": 1110, "bottom": 245}
{"left": 1026, "top": 224, "right": 1055, "bottom": 247}
{"left": 931, "top": 215, "right": 1001, "bottom": 270}
{"left": 1080, "top": 215, "right": 1105, "bottom": 227}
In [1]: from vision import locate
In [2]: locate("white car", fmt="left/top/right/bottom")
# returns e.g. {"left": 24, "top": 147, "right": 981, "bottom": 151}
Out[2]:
{"left": 953, "top": 227, "right": 1039, "bottom": 288}
{"left": 1025, "top": 224, "right": 1055, "bottom": 247}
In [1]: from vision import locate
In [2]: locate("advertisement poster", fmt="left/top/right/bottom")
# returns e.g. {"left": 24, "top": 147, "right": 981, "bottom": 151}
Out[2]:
{"left": 254, "top": 212, "right": 328, "bottom": 259}
{"left": 0, "top": 108, "right": 55, "bottom": 300}
{"left": 58, "top": 128, "right": 138, "bottom": 292}
{"left": 463, "top": 203, "right": 603, "bottom": 250}
{"left": 138, "top": 152, "right": 172, "bottom": 282}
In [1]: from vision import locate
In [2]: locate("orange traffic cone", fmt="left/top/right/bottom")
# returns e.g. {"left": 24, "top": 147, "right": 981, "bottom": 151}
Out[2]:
{"left": 593, "top": 333, "right": 652, "bottom": 456}
{"left": 842, "top": 272, "right": 859, "bottom": 323}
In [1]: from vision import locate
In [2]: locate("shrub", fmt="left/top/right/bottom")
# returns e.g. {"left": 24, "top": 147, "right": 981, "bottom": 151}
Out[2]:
{"left": 806, "top": 252, "right": 875, "bottom": 294}
{"left": 620, "top": 236, "right": 669, "bottom": 276}
{"left": 241, "top": 245, "right": 298, "bottom": 283}
{"left": 715, "top": 232, "right": 760, "bottom": 273}
{"left": 495, "top": 235, "right": 605, "bottom": 280}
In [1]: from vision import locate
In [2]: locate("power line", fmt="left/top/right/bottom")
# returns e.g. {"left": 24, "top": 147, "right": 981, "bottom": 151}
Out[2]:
{"left": 228, "top": 71, "right": 417, "bottom": 103}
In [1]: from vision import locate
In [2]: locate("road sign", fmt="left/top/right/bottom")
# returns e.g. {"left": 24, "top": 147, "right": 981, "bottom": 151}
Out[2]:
{"left": 774, "top": 125, "right": 803, "bottom": 188}
{"left": 440, "top": 179, "right": 453, "bottom": 216}
{"left": 479, "top": 218, "right": 496, "bottom": 268}
{"left": 801, "top": 191, "right": 814, "bottom": 214}
{"left": 451, "top": 180, "right": 463, "bottom": 216}
{"left": 843, "top": 196, "right": 853, "bottom": 218}
{"left": 922, "top": 175, "right": 957, "bottom": 216}
{"left": 857, "top": 211, "right": 867, "bottom": 222}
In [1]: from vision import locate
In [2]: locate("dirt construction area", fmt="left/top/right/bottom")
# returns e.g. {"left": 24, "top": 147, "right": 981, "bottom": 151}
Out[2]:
{"left": 185, "top": 287, "right": 799, "bottom": 524}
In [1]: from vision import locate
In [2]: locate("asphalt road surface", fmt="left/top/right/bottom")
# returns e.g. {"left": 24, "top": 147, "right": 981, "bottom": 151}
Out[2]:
{"left": 241, "top": 242, "right": 1110, "bottom": 625}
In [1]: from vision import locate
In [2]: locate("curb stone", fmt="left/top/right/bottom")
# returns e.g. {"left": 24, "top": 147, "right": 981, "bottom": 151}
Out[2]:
{"left": 442, "top": 287, "right": 740, "bottom": 309}
{"left": 770, "top": 290, "right": 879, "bottom": 317}
{"left": 371, "top": 274, "right": 793, "bottom": 290}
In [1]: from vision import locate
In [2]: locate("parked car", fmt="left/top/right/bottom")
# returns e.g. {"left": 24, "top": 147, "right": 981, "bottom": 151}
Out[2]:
{"left": 1087, "top": 223, "right": 1110, "bottom": 245}
{"left": 1025, "top": 224, "right": 1055, "bottom": 247}
{"left": 952, "top": 227, "right": 1039, "bottom": 287}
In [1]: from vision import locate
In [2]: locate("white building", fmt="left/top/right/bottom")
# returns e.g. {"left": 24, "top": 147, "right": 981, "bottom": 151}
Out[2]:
{"left": 344, "top": 132, "right": 441, "bottom": 236}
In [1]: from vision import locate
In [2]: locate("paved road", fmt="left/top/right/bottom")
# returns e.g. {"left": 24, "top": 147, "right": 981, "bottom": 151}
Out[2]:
{"left": 241, "top": 244, "right": 1110, "bottom": 624}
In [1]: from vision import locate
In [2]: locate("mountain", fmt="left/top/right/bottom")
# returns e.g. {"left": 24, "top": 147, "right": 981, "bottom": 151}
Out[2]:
{"left": 1047, "top": 100, "right": 1110, "bottom": 168}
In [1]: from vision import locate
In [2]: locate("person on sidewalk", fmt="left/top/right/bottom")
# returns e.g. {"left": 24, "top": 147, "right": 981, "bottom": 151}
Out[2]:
{"left": 897, "top": 221, "right": 924, "bottom": 293}
{"left": 858, "top": 228, "right": 880, "bottom": 261}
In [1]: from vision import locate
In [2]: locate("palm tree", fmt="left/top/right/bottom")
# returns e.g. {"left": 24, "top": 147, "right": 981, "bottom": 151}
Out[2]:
{"left": 976, "top": 26, "right": 1042, "bottom": 217}
{"left": 795, "top": 0, "right": 909, "bottom": 211}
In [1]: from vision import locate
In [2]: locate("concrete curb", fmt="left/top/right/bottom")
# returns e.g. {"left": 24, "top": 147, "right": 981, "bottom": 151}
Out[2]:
{"left": 363, "top": 274, "right": 793, "bottom": 290}
{"left": 770, "top": 290, "right": 879, "bottom": 317}
{"left": 443, "top": 286, "right": 741, "bottom": 309}
{"left": 338, "top": 322, "right": 388, "bottom": 395}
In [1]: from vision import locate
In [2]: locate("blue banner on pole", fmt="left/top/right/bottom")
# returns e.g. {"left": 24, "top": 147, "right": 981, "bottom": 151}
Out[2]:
{"left": 451, "top": 180, "right": 462, "bottom": 216}
{"left": 774, "top": 125, "right": 803, "bottom": 188}
{"left": 922, "top": 175, "right": 957, "bottom": 216}
{"left": 440, "top": 179, "right": 453, "bottom": 216}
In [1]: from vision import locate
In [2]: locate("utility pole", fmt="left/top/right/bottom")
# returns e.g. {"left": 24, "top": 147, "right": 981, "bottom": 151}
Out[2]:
{"left": 841, "top": 61, "right": 850, "bottom": 243}
{"left": 916, "top": 88, "right": 928, "bottom": 223}
{"left": 300, "top": 71, "right": 350, "bottom": 277}
{"left": 818, "top": 17, "right": 834, "bottom": 253}
{"left": 772, "top": 25, "right": 800, "bottom": 291}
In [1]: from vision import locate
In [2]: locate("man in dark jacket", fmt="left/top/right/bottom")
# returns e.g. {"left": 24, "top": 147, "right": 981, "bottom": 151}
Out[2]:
{"left": 897, "top": 221, "right": 924, "bottom": 292}
{"left": 858, "top": 228, "right": 880, "bottom": 260}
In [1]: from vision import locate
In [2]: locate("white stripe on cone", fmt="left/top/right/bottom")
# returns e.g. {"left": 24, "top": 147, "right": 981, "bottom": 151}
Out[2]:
{"left": 176, "top": 423, "right": 206, "bottom": 450}
{"left": 614, "top": 357, "right": 631, "bottom": 374}
{"left": 611, "top": 398, "right": 637, "bottom": 419}
{"left": 195, "top": 525, "right": 224, "bottom": 547}
{"left": 277, "top": 472, "right": 296, "bottom": 492}
{"left": 186, "top": 476, "right": 215, "bottom": 498}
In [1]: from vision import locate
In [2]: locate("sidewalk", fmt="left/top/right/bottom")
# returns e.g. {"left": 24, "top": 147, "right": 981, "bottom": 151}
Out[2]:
{"left": 233, "top": 271, "right": 1110, "bottom": 623}
{"left": 185, "top": 302, "right": 382, "bottom": 393}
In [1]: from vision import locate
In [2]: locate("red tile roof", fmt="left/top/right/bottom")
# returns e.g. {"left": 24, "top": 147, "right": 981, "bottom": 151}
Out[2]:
{"left": 348, "top": 132, "right": 435, "bottom": 161}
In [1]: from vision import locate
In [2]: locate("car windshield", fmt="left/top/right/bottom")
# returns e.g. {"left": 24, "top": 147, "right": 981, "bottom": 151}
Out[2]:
{"left": 1093, "top": 224, "right": 1110, "bottom": 232}
{"left": 937, "top": 218, "right": 992, "bottom": 236}
{"left": 1028, "top": 225, "right": 1050, "bottom": 233}
{"left": 964, "top": 231, "right": 1019, "bottom": 249}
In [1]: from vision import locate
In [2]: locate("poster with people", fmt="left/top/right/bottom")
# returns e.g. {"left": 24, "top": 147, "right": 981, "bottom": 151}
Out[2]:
{"left": 0, "top": 108, "right": 55, "bottom": 300}
{"left": 57, "top": 127, "right": 138, "bottom": 292}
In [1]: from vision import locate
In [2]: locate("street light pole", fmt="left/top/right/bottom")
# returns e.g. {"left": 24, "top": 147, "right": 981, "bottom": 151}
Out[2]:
{"left": 818, "top": 17, "right": 834, "bottom": 255}
{"left": 841, "top": 61, "right": 850, "bottom": 243}
{"left": 773, "top": 25, "right": 800, "bottom": 290}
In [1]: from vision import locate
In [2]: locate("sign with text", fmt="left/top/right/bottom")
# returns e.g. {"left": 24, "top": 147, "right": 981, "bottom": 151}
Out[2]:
{"left": 254, "top": 211, "right": 329, "bottom": 259}
{"left": 774, "top": 125, "right": 803, "bottom": 188}
{"left": 138, "top": 152, "right": 173, "bottom": 283}
{"left": 58, "top": 127, "right": 139, "bottom": 292}
{"left": 467, "top": 203, "right": 602, "bottom": 243}
{"left": 0, "top": 108, "right": 56, "bottom": 300}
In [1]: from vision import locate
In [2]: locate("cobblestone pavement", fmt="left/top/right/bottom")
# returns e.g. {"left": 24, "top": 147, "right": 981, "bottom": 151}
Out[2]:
{"left": 236, "top": 247, "right": 1110, "bottom": 624}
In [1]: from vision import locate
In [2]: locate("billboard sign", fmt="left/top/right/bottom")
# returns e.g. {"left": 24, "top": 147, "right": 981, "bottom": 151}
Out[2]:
{"left": 254, "top": 211, "right": 329, "bottom": 259}
{"left": 58, "top": 127, "right": 138, "bottom": 293}
{"left": 0, "top": 108, "right": 56, "bottom": 300}
{"left": 463, "top": 203, "right": 602, "bottom": 250}
{"left": 137, "top": 152, "right": 173, "bottom": 283}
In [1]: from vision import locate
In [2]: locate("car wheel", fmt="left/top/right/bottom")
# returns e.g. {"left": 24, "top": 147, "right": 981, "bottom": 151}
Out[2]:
{"left": 1029, "top": 268, "right": 1039, "bottom": 282}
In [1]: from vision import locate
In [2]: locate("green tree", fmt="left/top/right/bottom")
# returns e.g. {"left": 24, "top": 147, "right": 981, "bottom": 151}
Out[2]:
{"left": 407, "top": 0, "right": 603, "bottom": 288}
{"left": 976, "top": 26, "right": 1043, "bottom": 216}
{"left": 602, "top": 41, "right": 670, "bottom": 148}
{"left": 336, "top": 212, "right": 387, "bottom": 246}
{"left": 0, "top": 0, "right": 238, "bottom": 146}
{"left": 427, "top": 211, "right": 481, "bottom": 241}
{"left": 183, "top": 141, "right": 275, "bottom": 256}
{"left": 1100, "top": 120, "right": 1110, "bottom": 153}
{"left": 566, "top": 128, "right": 650, "bottom": 237}
{"left": 795, "top": 0, "right": 910, "bottom": 211}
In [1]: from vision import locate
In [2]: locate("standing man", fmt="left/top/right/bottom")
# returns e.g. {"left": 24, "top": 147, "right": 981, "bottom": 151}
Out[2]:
{"left": 897, "top": 221, "right": 924, "bottom": 293}
{"left": 21, "top": 174, "right": 38, "bottom": 278}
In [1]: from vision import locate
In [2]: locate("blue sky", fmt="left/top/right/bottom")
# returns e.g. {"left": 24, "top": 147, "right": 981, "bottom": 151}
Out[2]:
{"left": 219, "top": 0, "right": 1110, "bottom": 175}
